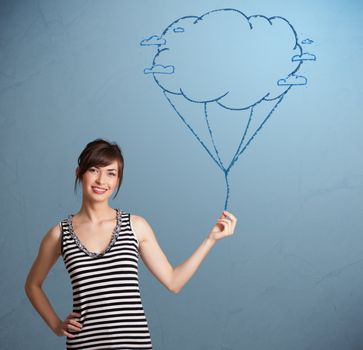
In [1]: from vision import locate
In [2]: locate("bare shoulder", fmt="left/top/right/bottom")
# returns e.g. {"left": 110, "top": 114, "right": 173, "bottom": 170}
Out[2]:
{"left": 25, "top": 222, "right": 63, "bottom": 288}
{"left": 130, "top": 214, "right": 154, "bottom": 244}
{"left": 48, "top": 222, "right": 62, "bottom": 238}
{"left": 40, "top": 222, "right": 62, "bottom": 256}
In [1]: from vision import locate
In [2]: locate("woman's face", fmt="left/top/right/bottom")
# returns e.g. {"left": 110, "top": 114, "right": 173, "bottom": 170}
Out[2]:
{"left": 79, "top": 160, "right": 119, "bottom": 202}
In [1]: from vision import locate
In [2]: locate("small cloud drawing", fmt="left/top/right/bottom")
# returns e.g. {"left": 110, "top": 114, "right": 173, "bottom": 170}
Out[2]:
{"left": 144, "top": 64, "right": 175, "bottom": 74}
{"left": 173, "top": 27, "right": 185, "bottom": 33}
{"left": 140, "top": 35, "right": 166, "bottom": 46}
{"left": 292, "top": 52, "right": 316, "bottom": 61}
{"left": 277, "top": 75, "right": 307, "bottom": 86}
{"left": 302, "top": 38, "right": 314, "bottom": 44}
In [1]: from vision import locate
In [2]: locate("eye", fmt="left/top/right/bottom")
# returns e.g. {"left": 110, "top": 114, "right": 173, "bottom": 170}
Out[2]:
{"left": 108, "top": 173, "right": 116, "bottom": 177}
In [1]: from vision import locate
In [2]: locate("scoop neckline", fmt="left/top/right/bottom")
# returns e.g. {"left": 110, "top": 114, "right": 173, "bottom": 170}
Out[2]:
{"left": 66, "top": 208, "right": 123, "bottom": 258}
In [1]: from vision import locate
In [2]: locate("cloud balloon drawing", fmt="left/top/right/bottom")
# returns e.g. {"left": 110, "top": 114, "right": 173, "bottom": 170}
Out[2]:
{"left": 140, "top": 8, "right": 316, "bottom": 210}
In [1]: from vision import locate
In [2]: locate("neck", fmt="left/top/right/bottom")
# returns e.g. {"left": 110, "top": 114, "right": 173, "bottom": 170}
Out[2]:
{"left": 76, "top": 199, "right": 117, "bottom": 223}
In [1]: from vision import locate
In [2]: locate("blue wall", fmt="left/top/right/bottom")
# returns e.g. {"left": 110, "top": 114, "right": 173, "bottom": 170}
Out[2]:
{"left": 1, "top": 0, "right": 363, "bottom": 349}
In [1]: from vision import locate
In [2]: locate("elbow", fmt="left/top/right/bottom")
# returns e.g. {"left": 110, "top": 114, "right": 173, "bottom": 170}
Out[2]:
{"left": 24, "top": 283, "right": 31, "bottom": 297}
{"left": 24, "top": 281, "right": 33, "bottom": 296}
{"left": 168, "top": 269, "right": 181, "bottom": 294}
{"left": 24, "top": 276, "right": 32, "bottom": 294}
{"left": 168, "top": 284, "right": 181, "bottom": 294}
{"left": 24, "top": 278, "right": 30, "bottom": 293}
{"left": 24, "top": 281, "right": 41, "bottom": 296}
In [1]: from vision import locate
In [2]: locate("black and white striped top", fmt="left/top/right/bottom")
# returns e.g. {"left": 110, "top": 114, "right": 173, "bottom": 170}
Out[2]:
{"left": 60, "top": 208, "right": 153, "bottom": 350}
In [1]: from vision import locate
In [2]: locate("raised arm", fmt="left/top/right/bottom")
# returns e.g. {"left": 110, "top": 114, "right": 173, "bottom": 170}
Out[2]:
{"left": 24, "top": 224, "right": 82, "bottom": 337}
{"left": 130, "top": 210, "right": 237, "bottom": 294}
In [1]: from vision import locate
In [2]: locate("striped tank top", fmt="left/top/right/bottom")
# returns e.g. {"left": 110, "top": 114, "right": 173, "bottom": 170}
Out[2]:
{"left": 60, "top": 208, "right": 153, "bottom": 350}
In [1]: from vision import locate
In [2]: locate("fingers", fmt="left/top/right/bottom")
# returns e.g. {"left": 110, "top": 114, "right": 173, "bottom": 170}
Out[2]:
{"left": 67, "top": 320, "right": 82, "bottom": 331}
{"left": 68, "top": 317, "right": 83, "bottom": 329}
{"left": 63, "top": 312, "right": 82, "bottom": 338}
{"left": 67, "top": 312, "right": 82, "bottom": 327}
{"left": 219, "top": 211, "right": 237, "bottom": 234}
{"left": 222, "top": 210, "right": 237, "bottom": 222}
{"left": 223, "top": 211, "right": 237, "bottom": 226}
{"left": 64, "top": 330, "right": 76, "bottom": 338}
{"left": 217, "top": 218, "right": 232, "bottom": 235}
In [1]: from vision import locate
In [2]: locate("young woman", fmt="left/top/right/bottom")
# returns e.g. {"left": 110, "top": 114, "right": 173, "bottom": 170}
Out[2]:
{"left": 24, "top": 138, "right": 237, "bottom": 350}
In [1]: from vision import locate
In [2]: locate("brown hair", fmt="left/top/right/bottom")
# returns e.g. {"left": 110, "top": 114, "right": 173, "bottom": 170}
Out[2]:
{"left": 74, "top": 138, "right": 124, "bottom": 199}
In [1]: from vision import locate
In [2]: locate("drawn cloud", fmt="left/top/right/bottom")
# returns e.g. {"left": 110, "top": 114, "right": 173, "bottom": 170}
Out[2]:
{"left": 292, "top": 52, "right": 316, "bottom": 61}
{"left": 173, "top": 27, "right": 185, "bottom": 33}
{"left": 144, "top": 64, "right": 175, "bottom": 74}
{"left": 140, "top": 35, "right": 166, "bottom": 46}
{"left": 302, "top": 38, "right": 314, "bottom": 44}
{"left": 277, "top": 75, "right": 307, "bottom": 86}
{"left": 147, "top": 9, "right": 304, "bottom": 110}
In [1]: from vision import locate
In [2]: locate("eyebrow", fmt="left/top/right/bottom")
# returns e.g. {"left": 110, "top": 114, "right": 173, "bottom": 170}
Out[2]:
{"left": 93, "top": 166, "right": 117, "bottom": 171}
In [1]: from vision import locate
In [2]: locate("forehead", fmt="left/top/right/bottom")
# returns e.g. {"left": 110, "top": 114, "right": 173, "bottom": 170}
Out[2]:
{"left": 93, "top": 160, "right": 119, "bottom": 170}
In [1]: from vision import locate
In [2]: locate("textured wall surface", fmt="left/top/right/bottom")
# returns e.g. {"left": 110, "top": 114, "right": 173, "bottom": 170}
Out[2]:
{"left": 1, "top": 0, "right": 363, "bottom": 349}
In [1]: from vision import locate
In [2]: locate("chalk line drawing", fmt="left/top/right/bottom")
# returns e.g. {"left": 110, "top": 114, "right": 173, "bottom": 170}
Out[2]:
{"left": 301, "top": 38, "right": 314, "bottom": 44}
{"left": 141, "top": 8, "right": 316, "bottom": 210}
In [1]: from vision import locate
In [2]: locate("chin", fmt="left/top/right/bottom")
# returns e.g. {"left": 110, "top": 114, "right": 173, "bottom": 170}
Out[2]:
{"left": 85, "top": 192, "right": 111, "bottom": 202}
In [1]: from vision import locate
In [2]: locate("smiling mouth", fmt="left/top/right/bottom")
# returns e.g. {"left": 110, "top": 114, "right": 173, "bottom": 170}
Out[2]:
{"left": 92, "top": 186, "right": 107, "bottom": 194}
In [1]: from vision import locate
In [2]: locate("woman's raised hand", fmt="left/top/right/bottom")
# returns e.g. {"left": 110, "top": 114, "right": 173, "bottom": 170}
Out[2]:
{"left": 55, "top": 312, "right": 83, "bottom": 338}
{"left": 208, "top": 210, "right": 237, "bottom": 242}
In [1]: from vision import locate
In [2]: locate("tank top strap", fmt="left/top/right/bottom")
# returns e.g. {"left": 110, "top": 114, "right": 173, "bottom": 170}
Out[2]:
{"left": 119, "top": 210, "right": 140, "bottom": 253}
{"left": 59, "top": 217, "right": 70, "bottom": 257}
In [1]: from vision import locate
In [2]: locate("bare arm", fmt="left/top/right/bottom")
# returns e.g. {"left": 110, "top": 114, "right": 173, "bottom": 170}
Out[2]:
{"left": 24, "top": 224, "right": 82, "bottom": 337}
{"left": 131, "top": 210, "right": 237, "bottom": 294}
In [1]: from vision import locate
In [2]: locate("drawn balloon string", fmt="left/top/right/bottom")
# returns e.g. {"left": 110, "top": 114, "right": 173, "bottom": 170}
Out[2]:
{"left": 140, "top": 8, "right": 316, "bottom": 210}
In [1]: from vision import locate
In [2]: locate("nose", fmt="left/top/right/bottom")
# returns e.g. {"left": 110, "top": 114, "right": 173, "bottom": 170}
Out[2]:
{"left": 96, "top": 171, "right": 106, "bottom": 185}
